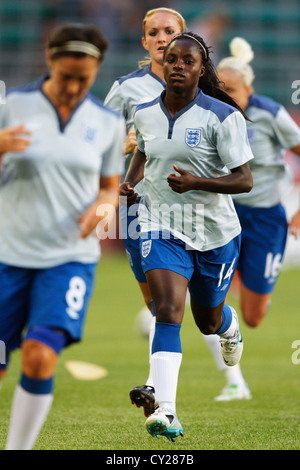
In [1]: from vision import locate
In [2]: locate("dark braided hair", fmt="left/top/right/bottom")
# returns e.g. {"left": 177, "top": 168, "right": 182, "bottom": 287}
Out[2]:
{"left": 164, "top": 32, "right": 249, "bottom": 120}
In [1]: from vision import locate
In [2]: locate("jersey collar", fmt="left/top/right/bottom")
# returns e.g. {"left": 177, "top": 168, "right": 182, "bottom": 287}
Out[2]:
{"left": 39, "top": 75, "right": 88, "bottom": 133}
{"left": 159, "top": 88, "right": 201, "bottom": 121}
{"left": 146, "top": 63, "right": 166, "bottom": 88}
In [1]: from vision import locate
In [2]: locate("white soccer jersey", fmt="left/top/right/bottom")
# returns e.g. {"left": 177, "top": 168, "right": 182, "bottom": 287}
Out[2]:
{"left": 233, "top": 94, "right": 300, "bottom": 207}
{"left": 0, "top": 76, "right": 125, "bottom": 268}
{"left": 134, "top": 89, "right": 254, "bottom": 252}
{"left": 104, "top": 64, "right": 165, "bottom": 191}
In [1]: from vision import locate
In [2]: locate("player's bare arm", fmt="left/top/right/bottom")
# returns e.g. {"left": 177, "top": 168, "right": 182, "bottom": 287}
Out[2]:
{"left": 79, "top": 174, "right": 120, "bottom": 239}
{"left": 167, "top": 162, "right": 253, "bottom": 194}
{"left": 120, "top": 149, "right": 146, "bottom": 206}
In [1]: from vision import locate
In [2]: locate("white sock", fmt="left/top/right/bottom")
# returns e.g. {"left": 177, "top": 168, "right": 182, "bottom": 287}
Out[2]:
{"left": 224, "top": 364, "right": 246, "bottom": 386}
{"left": 145, "top": 315, "right": 156, "bottom": 388}
{"left": 204, "top": 333, "right": 227, "bottom": 371}
{"left": 151, "top": 351, "right": 182, "bottom": 413}
{"left": 6, "top": 385, "right": 53, "bottom": 450}
{"left": 203, "top": 334, "right": 246, "bottom": 386}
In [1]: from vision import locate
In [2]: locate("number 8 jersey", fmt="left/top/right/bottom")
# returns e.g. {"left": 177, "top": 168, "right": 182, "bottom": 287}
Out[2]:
{"left": 0, "top": 76, "right": 125, "bottom": 268}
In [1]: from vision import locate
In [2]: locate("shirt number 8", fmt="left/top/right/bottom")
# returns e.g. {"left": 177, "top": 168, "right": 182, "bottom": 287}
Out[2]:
{"left": 65, "top": 276, "right": 87, "bottom": 320}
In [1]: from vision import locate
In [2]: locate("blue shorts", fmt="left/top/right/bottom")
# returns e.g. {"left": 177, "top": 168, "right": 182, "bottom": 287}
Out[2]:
{"left": 119, "top": 198, "right": 146, "bottom": 283}
{"left": 234, "top": 202, "right": 288, "bottom": 294}
{"left": 0, "top": 262, "right": 96, "bottom": 353}
{"left": 140, "top": 232, "right": 241, "bottom": 308}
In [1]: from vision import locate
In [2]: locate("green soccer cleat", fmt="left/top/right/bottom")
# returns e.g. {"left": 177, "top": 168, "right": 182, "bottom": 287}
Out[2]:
{"left": 215, "top": 383, "right": 252, "bottom": 401}
{"left": 145, "top": 408, "right": 183, "bottom": 442}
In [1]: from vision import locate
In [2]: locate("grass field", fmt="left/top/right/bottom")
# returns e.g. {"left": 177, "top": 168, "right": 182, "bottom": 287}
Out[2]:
{"left": 0, "top": 251, "right": 299, "bottom": 451}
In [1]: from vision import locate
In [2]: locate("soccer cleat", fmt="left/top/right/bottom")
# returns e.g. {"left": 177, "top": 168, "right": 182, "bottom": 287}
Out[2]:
{"left": 145, "top": 408, "right": 183, "bottom": 442}
{"left": 129, "top": 385, "right": 158, "bottom": 417}
{"left": 215, "top": 383, "right": 252, "bottom": 402}
{"left": 220, "top": 308, "right": 243, "bottom": 367}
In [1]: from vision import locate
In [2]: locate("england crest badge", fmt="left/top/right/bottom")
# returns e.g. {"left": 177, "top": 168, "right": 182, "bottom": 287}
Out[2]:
{"left": 141, "top": 240, "right": 152, "bottom": 258}
{"left": 83, "top": 126, "right": 97, "bottom": 142}
{"left": 185, "top": 128, "right": 201, "bottom": 148}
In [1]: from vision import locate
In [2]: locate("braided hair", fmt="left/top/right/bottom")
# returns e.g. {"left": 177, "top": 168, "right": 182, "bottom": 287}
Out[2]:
{"left": 164, "top": 32, "right": 249, "bottom": 120}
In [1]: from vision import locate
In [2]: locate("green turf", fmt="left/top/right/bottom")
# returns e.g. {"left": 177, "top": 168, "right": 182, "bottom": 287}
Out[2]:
{"left": 0, "top": 252, "right": 299, "bottom": 450}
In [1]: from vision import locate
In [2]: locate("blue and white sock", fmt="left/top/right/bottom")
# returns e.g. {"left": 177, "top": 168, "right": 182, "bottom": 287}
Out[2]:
{"left": 216, "top": 305, "right": 237, "bottom": 339}
{"left": 151, "top": 322, "right": 182, "bottom": 413}
{"left": 5, "top": 374, "right": 54, "bottom": 450}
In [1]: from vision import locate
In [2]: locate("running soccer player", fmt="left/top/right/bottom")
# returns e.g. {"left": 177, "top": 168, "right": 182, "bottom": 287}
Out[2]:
{"left": 104, "top": 7, "right": 186, "bottom": 417}
{"left": 120, "top": 32, "right": 254, "bottom": 441}
{"left": 202, "top": 37, "right": 300, "bottom": 402}
{"left": 0, "top": 23, "right": 124, "bottom": 450}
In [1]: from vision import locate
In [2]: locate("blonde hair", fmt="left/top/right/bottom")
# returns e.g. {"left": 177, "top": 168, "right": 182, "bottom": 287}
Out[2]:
{"left": 139, "top": 7, "right": 186, "bottom": 68}
{"left": 217, "top": 37, "right": 255, "bottom": 86}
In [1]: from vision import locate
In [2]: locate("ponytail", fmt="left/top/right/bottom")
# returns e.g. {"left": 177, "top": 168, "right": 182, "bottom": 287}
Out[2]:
{"left": 165, "top": 32, "right": 250, "bottom": 120}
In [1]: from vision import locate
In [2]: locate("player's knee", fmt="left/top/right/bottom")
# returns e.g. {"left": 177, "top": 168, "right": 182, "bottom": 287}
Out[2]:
{"left": 244, "top": 316, "right": 263, "bottom": 328}
{"left": 155, "top": 302, "right": 181, "bottom": 323}
{"left": 21, "top": 327, "right": 67, "bottom": 378}
{"left": 242, "top": 308, "right": 265, "bottom": 328}
{"left": 22, "top": 340, "right": 56, "bottom": 378}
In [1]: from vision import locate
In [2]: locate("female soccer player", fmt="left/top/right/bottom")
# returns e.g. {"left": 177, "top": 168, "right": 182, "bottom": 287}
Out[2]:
{"left": 202, "top": 37, "right": 300, "bottom": 402}
{"left": 120, "top": 32, "right": 254, "bottom": 441}
{"left": 104, "top": 7, "right": 186, "bottom": 416}
{"left": 0, "top": 23, "right": 124, "bottom": 450}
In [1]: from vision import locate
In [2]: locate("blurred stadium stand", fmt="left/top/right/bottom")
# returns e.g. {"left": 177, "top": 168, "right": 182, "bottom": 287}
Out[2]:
{"left": 0, "top": 0, "right": 299, "bottom": 257}
{"left": 0, "top": 0, "right": 299, "bottom": 110}
{"left": 180, "top": 0, "right": 300, "bottom": 110}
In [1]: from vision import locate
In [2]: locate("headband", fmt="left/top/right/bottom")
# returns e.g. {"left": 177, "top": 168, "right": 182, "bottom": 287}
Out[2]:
{"left": 181, "top": 34, "right": 207, "bottom": 60}
{"left": 50, "top": 41, "right": 101, "bottom": 59}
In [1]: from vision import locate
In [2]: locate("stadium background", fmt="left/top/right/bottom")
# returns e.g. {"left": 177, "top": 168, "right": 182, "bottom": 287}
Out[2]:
{"left": 1, "top": 0, "right": 299, "bottom": 263}
{"left": 0, "top": 0, "right": 300, "bottom": 451}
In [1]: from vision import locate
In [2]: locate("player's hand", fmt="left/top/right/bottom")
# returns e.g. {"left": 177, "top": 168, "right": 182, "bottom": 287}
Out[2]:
{"left": 289, "top": 209, "right": 300, "bottom": 239}
{"left": 167, "top": 164, "right": 197, "bottom": 193}
{"left": 78, "top": 201, "right": 100, "bottom": 239}
{"left": 119, "top": 182, "right": 138, "bottom": 206}
{"left": 0, "top": 124, "right": 31, "bottom": 153}
{"left": 124, "top": 127, "right": 137, "bottom": 155}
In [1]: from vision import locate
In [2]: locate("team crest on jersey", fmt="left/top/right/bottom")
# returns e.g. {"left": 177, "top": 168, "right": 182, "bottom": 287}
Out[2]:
{"left": 141, "top": 240, "right": 152, "bottom": 258}
{"left": 185, "top": 128, "right": 201, "bottom": 147}
{"left": 83, "top": 126, "right": 97, "bottom": 142}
